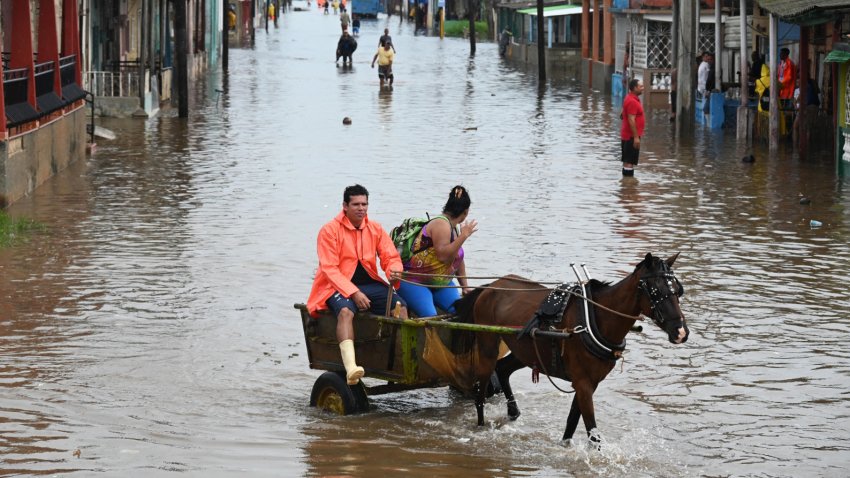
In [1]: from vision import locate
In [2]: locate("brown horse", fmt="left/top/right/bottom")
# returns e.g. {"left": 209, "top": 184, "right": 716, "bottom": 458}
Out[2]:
{"left": 453, "top": 253, "right": 688, "bottom": 444}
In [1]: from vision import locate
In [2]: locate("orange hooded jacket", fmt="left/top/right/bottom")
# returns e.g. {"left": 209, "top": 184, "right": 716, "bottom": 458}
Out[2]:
{"left": 306, "top": 211, "right": 402, "bottom": 316}
{"left": 778, "top": 57, "right": 796, "bottom": 100}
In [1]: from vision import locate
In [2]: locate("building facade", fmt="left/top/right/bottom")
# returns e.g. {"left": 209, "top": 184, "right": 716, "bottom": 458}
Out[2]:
{"left": 1, "top": 0, "right": 88, "bottom": 207}
{"left": 82, "top": 0, "right": 226, "bottom": 118}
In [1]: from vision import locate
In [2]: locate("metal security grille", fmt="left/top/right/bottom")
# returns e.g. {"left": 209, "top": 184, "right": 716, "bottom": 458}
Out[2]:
{"left": 647, "top": 21, "right": 672, "bottom": 69}
{"left": 699, "top": 24, "right": 716, "bottom": 56}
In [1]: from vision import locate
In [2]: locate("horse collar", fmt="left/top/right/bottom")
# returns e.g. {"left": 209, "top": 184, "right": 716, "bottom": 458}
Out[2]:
{"left": 574, "top": 283, "right": 627, "bottom": 362}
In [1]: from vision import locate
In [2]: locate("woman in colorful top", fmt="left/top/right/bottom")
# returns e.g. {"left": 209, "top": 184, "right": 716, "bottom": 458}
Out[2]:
{"left": 398, "top": 186, "right": 478, "bottom": 317}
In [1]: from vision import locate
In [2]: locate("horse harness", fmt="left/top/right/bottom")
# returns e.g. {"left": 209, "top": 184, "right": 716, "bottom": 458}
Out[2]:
{"left": 516, "top": 262, "right": 684, "bottom": 389}
{"left": 519, "top": 281, "right": 627, "bottom": 383}
{"left": 637, "top": 260, "right": 685, "bottom": 329}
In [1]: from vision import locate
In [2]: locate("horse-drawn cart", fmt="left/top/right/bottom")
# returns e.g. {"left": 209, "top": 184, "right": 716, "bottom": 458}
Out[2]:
{"left": 296, "top": 303, "right": 531, "bottom": 415}
{"left": 297, "top": 254, "right": 686, "bottom": 444}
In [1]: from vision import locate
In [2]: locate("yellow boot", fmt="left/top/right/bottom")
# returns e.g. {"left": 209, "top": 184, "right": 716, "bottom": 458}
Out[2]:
{"left": 339, "top": 339, "right": 364, "bottom": 385}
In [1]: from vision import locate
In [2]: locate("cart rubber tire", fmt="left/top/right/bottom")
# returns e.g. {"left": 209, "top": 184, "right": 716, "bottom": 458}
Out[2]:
{"left": 309, "top": 371, "right": 370, "bottom": 415}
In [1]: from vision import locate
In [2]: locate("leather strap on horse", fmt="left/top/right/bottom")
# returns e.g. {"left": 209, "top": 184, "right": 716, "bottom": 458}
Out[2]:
{"left": 530, "top": 328, "right": 575, "bottom": 394}
{"left": 574, "top": 283, "right": 627, "bottom": 362}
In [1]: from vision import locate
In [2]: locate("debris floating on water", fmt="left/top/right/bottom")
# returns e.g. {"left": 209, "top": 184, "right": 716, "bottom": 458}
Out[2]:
{"left": 342, "top": 117, "right": 352, "bottom": 125}
{"left": 810, "top": 220, "right": 822, "bottom": 228}
{"left": 94, "top": 126, "right": 116, "bottom": 140}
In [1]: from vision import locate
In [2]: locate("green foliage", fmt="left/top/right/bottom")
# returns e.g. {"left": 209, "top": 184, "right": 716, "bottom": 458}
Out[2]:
{"left": 442, "top": 20, "right": 488, "bottom": 38}
{"left": 0, "top": 211, "right": 44, "bottom": 248}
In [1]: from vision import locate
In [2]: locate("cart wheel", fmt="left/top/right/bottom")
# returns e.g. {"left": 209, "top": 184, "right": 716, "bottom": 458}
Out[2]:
{"left": 310, "top": 371, "right": 370, "bottom": 415}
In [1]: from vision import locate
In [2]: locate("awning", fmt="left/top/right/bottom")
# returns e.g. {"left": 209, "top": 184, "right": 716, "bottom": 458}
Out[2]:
{"left": 643, "top": 13, "right": 727, "bottom": 24}
{"left": 517, "top": 5, "right": 585, "bottom": 17}
{"left": 757, "top": 0, "right": 850, "bottom": 19}
{"left": 824, "top": 49, "right": 850, "bottom": 63}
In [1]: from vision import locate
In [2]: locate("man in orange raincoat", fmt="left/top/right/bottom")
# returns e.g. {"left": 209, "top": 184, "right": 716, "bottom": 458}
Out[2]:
{"left": 778, "top": 47, "right": 796, "bottom": 101}
{"left": 307, "top": 184, "right": 408, "bottom": 385}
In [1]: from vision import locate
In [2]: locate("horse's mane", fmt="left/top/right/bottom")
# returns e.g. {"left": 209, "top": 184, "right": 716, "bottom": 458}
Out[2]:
{"left": 586, "top": 278, "right": 612, "bottom": 292}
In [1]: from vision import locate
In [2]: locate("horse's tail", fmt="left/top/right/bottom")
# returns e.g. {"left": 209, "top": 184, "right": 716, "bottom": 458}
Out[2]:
{"left": 451, "top": 286, "right": 488, "bottom": 324}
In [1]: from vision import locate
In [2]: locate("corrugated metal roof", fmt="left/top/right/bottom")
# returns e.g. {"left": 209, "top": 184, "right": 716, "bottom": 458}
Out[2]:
{"left": 758, "top": 0, "right": 850, "bottom": 18}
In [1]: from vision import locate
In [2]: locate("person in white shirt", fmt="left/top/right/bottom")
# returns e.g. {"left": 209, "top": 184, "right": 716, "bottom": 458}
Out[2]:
{"left": 697, "top": 52, "right": 710, "bottom": 97}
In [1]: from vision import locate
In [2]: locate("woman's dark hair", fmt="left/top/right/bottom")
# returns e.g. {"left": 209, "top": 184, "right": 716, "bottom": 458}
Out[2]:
{"left": 344, "top": 184, "right": 369, "bottom": 203}
{"left": 442, "top": 185, "right": 471, "bottom": 218}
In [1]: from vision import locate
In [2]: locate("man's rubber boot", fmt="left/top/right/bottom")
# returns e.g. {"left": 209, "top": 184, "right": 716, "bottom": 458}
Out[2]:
{"left": 339, "top": 339, "right": 364, "bottom": 385}
{"left": 622, "top": 167, "right": 634, "bottom": 177}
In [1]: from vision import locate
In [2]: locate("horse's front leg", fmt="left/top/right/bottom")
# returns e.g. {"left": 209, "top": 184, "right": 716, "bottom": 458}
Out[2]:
{"left": 495, "top": 353, "right": 525, "bottom": 420}
{"left": 561, "top": 395, "right": 581, "bottom": 442}
{"left": 565, "top": 381, "right": 602, "bottom": 447}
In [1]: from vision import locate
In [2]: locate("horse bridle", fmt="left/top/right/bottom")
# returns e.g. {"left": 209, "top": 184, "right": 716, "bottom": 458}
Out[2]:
{"left": 637, "top": 262, "right": 684, "bottom": 328}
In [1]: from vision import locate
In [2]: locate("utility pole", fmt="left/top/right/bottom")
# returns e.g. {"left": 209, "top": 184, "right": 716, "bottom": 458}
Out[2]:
{"left": 536, "top": 0, "right": 545, "bottom": 82}
{"left": 769, "top": 13, "right": 778, "bottom": 150}
{"left": 468, "top": 0, "right": 477, "bottom": 55}
{"left": 223, "top": 1, "right": 229, "bottom": 71}
{"left": 174, "top": 0, "right": 189, "bottom": 118}
{"left": 251, "top": 0, "right": 256, "bottom": 43}
{"left": 737, "top": 0, "right": 748, "bottom": 139}
{"left": 675, "top": 0, "right": 696, "bottom": 135}
{"left": 140, "top": 0, "right": 147, "bottom": 106}
{"left": 714, "top": 0, "right": 721, "bottom": 94}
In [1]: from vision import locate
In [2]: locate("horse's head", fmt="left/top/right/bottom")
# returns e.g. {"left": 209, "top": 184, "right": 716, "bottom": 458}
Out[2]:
{"left": 636, "top": 253, "right": 689, "bottom": 344}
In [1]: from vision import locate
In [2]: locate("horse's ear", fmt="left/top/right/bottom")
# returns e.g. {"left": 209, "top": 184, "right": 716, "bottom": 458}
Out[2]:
{"left": 644, "top": 253, "right": 653, "bottom": 264}
{"left": 666, "top": 252, "right": 680, "bottom": 267}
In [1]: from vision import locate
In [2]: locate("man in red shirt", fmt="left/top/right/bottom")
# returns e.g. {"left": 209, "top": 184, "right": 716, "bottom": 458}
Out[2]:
{"left": 620, "top": 78, "right": 645, "bottom": 177}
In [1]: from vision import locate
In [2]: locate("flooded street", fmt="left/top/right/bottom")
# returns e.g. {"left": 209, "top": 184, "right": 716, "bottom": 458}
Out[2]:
{"left": 3, "top": 7, "right": 850, "bottom": 477}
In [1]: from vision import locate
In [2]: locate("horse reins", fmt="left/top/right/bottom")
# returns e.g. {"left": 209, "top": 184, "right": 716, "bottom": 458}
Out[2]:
{"left": 393, "top": 271, "right": 644, "bottom": 322}
{"left": 388, "top": 270, "right": 647, "bottom": 396}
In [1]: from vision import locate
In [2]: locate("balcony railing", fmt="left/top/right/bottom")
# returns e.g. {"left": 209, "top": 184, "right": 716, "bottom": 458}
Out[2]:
{"left": 34, "top": 60, "right": 64, "bottom": 115}
{"left": 85, "top": 70, "right": 141, "bottom": 98}
{"left": 3, "top": 67, "right": 40, "bottom": 127}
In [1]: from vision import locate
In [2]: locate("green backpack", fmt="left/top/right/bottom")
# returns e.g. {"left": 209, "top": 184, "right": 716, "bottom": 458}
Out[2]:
{"left": 390, "top": 215, "right": 448, "bottom": 262}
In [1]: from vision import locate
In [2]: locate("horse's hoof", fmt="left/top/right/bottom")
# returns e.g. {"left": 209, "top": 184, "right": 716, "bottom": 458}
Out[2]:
{"left": 560, "top": 438, "right": 574, "bottom": 448}
{"left": 587, "top": 428, "right": 604, "bottom": 451}
{"left": 507, "top": 400, "right": 520, "bottom": 420}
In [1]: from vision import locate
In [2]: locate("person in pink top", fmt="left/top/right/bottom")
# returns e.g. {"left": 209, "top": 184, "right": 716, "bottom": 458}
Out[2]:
{"left": 620, "top": 78, "right": 645, "bottom": 177}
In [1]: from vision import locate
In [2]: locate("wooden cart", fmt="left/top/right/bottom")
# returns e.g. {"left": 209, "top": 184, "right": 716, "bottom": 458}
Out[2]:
{"left": 296, "top": 303, "right": 521, "bottom": 415}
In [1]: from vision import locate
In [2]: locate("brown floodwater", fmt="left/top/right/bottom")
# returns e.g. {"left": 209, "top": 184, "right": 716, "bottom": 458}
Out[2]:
{"left": 2, "top": 7, "right": 850, "bottom": 477}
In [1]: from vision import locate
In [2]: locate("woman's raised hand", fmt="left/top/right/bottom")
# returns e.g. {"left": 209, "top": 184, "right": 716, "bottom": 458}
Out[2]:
{"left": 460, "top": 219, "right": 478, "bottom": 239}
